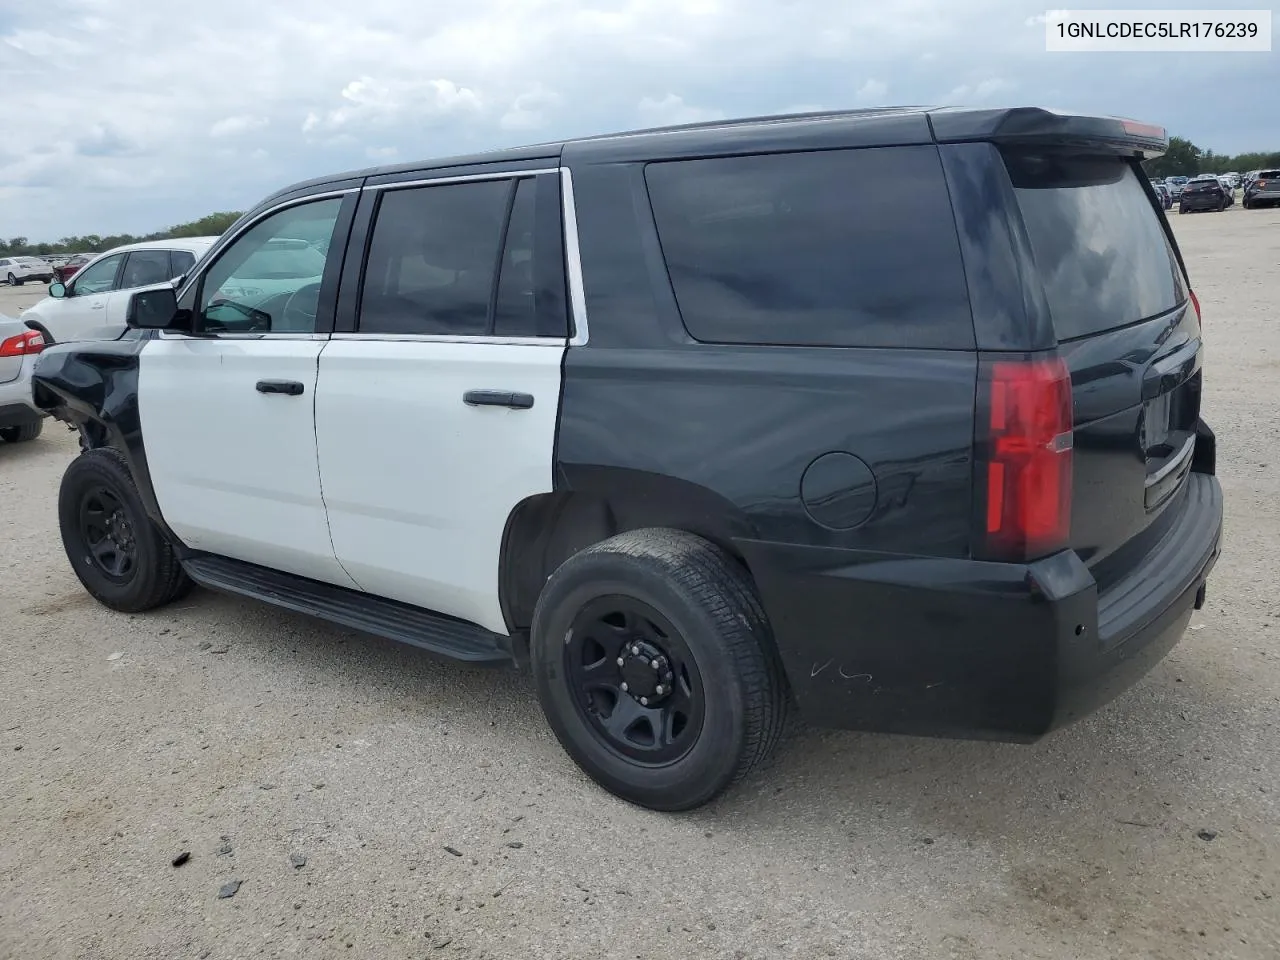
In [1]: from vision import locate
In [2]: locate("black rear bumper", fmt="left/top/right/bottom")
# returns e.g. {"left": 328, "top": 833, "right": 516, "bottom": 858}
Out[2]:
{"left": 739, "top": 470, "right": 1223, "bottom": 741}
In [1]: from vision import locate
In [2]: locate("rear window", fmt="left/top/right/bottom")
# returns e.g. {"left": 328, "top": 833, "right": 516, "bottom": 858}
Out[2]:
{"left": 1004, "top": 152, "right": 1185, "bottom": 342}
{"left": 644, "top": 146, "right": 974, "bottom": 349}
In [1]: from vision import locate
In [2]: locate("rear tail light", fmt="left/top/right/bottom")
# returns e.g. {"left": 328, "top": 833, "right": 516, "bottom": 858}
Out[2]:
{"left": 1189, "top": 289, "right": 1202, "bottom": 329}
{"left": 976, "top": 356, "right": 1073, "bottom": 562}
{"left": 0, "top": 330, "right": 44, "bottom": 357}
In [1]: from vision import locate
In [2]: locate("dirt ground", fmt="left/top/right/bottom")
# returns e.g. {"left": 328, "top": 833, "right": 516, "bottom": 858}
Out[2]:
{"left": 1, "top": 206, "right": 1277, "bottom": 960}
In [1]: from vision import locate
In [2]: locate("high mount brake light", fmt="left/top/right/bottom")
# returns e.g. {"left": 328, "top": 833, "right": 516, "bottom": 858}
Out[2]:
{"left": 978, "top": 356, "right": 1073, "bottom": 562}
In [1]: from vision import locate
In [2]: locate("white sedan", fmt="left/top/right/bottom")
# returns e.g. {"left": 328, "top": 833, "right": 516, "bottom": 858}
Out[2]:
{"left": 20, "top": 238, "right": 217, "bottom": 344}
{"left": 0, "top": 257, "right": 55, "bottom": 286}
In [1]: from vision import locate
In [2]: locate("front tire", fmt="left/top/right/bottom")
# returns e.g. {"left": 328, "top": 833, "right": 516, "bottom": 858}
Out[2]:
{"left": 5, "top": 272, "right": 14, "bottom": 285}
{"left": 0, "top": 419, "right": 42, "bottom": 443}
{"left": 530, "top": 529, "right": 788, "bottom": 811}
{"left": 58, "top": 448, "right": 192, "bottom": 612}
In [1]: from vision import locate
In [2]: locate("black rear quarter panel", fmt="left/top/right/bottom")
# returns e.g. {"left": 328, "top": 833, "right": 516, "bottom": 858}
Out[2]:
{"left": 556, "top": 160, "right": 978, "bottom": 560}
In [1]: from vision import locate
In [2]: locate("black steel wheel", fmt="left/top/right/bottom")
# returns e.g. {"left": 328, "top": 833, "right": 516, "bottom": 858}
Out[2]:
{"left": 77, "top": 484, "right": 138, "bottom": 581}
{"left": 564, "top": 596, "right": 705, "bottom": 766}
{"left": 531, "top": 529, "right": 788, "bottom": 811}
{"left": 59, "top": 448, "right": 192, "bottom": 612}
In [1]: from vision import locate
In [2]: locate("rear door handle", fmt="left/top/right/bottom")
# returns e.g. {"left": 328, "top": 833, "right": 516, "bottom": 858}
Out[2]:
{"left": 256, "top": 379, "right": 305, "bottom": 396}
{"left": 463, "top": 389, "right": 534, "bottom": 410}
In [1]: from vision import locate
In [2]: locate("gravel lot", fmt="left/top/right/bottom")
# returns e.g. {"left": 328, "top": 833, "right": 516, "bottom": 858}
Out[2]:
{"left": 2, "top": 206, "right": 1278, "bottom": 960}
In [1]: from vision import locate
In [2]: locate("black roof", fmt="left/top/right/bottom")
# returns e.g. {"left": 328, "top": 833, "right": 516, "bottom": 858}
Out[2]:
{"left": 259, "top": 106, "right": 1168, "bottom": 207}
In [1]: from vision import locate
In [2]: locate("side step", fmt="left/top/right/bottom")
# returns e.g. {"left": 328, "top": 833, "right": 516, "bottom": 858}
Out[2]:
{"left": 182, "top": 555, "right": 512, "bottom": 665}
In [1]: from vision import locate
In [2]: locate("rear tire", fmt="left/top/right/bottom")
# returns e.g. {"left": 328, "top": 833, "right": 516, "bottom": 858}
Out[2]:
{"left": 5, "top": 272, "right": 14, "bottom": 285}
{"left": 58, "top": 448, "right": 192, "bottom": 612}
{"left": 530, "top": 529, "right": 788, "bottom": 811}
{"left": 0, "top": 419, "right": 42, "bottom": 443}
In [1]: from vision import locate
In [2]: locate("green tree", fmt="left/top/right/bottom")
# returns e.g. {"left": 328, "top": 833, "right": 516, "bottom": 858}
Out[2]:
{"left": 0, "top": 214, "right": 242, "bottom": 257}
{"left": 1144, "top": 136, "right": 1201, "bottom": 178}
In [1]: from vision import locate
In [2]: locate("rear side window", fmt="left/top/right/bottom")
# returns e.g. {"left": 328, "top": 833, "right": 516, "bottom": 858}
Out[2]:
{"left": 360, "top": 180, "right": 509, "bottom": 336}
{"left": 170, "top": 250, "right": 196, "bottom": 275}
{"left": 120, "top": 250, "right": 172, "bottom": 288}
{"left": 644, "top": 146, "right": 974, "bottom": 349}
{"left": 1004, "top": 152, "right": 1185, "bottom": 342}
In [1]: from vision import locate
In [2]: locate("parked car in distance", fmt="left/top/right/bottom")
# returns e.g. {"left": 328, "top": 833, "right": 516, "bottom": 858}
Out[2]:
{"left": 21, "top": 238, "right": 216, "bottom": 344}
{"left": 1217, "top": 176, "right": 1235, "bottom": 206}
{"left": 1179, "top": 177, "right": 1229, "bottom": 213}
{"left": 52, "top": 254, "right": 96, "bottom": 284}
{"left": 0, "top": 314, "right": 47, "bottom": 444}
{"left": 1152, "top": 182, "right": 1173, "bottom": 209}
{"left": 0, "top": 256, "right": 54, "bottom": 286}
{"left": 1243, "top": 169, "right": 1280, "bottom": 209}
{"left": 31, "top": 107, "right": 1222, "bottom": 811}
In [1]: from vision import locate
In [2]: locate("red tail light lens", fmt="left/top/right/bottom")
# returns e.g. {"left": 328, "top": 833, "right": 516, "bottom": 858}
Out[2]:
{"left": 0, "top": 330, "right": 44, "bottom": 357}
{"left": 1188, "top": 289, "right": 1201, "bottom": 328}
{"left": 980, "top": 357, "right": 1073, "bottom": 562}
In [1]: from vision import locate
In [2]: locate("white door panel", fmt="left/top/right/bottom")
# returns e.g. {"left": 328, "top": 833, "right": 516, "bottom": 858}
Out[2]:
{"left": 32, "top": 296, "right": 106, "bottom": 343}
{"left": 316, "top": 339, "right": 564, "bottom": 634}
{"left": 139, "top": 336, "right": 358, "bottom": 587}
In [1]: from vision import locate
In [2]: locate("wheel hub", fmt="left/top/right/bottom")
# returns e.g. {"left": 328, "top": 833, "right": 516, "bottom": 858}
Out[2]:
{"left": 106, "top": 511, "right": 134, "bottom": 549}
{"left": 615, "top": 639, "right": 674, "bottom": 706}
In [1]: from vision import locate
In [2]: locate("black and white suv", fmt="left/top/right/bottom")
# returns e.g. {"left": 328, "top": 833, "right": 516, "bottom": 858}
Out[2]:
{"left": 33, "top": 107, "right": 1224, "bottom": 811}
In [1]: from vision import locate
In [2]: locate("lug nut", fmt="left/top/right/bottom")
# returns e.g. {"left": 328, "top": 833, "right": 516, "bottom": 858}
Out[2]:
{"left": 616, "top": 657, "right": 625, "bottom": 666}
{"left": 640, "top": 697, "right": 648, "bottom": 706}
{"left": 652, "top": 661, "right": 660, "bottom": 670}
{"left": 655, "top": 685, "right": 664, "bottom": 695}
{"left": 631, "top": 645, "right": 640, "bottom": 655}
{"left": 621, "top": 682, "right": 629, "bottom": 692}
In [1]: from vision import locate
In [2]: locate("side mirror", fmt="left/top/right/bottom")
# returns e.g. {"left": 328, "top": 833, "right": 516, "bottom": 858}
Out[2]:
{"left": 48, "top": 282, "right": 67, "bottom": 299}
{"left": 127, "top": 287, "right": 181, "bottom": 329}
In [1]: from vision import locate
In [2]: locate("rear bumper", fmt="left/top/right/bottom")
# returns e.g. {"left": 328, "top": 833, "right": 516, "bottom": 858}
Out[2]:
{"left": 0, "top": 356, "right": 45, "bottom": 428}
{"left": 739, "top": 470, "right": 1223, "bottom": 741}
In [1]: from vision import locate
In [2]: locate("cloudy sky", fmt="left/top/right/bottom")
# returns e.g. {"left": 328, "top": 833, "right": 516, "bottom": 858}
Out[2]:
{"left": 1, "top": 0, "right": 1276, "bottom": 240}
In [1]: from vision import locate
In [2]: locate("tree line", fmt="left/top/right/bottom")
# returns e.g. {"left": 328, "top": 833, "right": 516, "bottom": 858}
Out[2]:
{"left": 0, "top": 212, "right": 243, "bottom": 258}
{"left": 1143, "top": 137, "right": 1280, "bottom": 179}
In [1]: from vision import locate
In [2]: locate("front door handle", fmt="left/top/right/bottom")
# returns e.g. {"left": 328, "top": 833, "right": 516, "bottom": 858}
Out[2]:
{"left": 463, "top": 389, "right": 535, "bottom": 410}
{"left": 256, "top": 379, "right": 305, "bottom": 396}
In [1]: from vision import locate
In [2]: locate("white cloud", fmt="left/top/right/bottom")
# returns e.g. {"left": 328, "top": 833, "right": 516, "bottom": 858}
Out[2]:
{"left": 500, "top": 86, "right": 563, "bottom": 131}
{"left": 210, "top": 115, "right": 270, "bottom": 138}
{"left": 365, "top": 145, "right": 399, "bottom": 160}
{"left": 637, "top": 94, "right": 723, "bottom": 126}
{"left": 0, "top": 0, "right": 1265, "bottom": 239}
{"left": 302, "top": 77, "right": 483, "bottom": 135}
{"left": 855, "top": 79, "right": 888, "bottom": 103}
{"left": 943, "top": 77, "right": 1013, "bottom": 103}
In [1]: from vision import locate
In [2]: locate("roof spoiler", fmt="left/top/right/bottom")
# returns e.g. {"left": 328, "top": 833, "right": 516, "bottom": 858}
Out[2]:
{"left": 927, "top": 107, "right": 1168, "bottom": 160}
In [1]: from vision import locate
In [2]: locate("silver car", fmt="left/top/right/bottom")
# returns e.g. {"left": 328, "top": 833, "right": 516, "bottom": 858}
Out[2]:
{"left": 0, "top": 314, "right": 47, "bottom": 444}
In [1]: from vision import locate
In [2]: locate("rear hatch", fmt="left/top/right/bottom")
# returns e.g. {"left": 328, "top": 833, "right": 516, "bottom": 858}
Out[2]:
{"left": 1001, "top": 149, "right": 1201, "bottom": 590}
{"left": 1252, "top": 170, "right": 1280, "bottom": 195}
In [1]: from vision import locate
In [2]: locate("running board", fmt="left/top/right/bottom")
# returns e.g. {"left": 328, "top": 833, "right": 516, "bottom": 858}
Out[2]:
{"left": 182, "top": 555, "right": 512, "bottom": 665}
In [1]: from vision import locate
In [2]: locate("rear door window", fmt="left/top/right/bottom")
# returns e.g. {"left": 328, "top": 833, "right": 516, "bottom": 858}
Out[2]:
{"left": 1003, "top": 152, "right": 1185, "bottom": 342}
{"left": 644, "top": 146, "right": 974, "bottom": 349}
{"left": 120, "top": 250, "right": 172, "bottom": 288}
{"left": 170, "top": 250, "right": 196, "bottom": 275}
